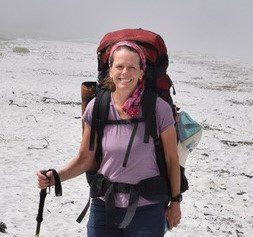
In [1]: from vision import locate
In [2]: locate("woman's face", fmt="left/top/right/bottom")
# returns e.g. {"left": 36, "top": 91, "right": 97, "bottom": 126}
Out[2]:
{"left": 109, "top": 48, "right": 144, "bottom": 94}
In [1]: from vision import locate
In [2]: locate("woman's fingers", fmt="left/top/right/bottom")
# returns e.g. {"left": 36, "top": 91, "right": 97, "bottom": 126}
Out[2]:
{"left": 165, "top": 204, "right": 181, "bottom": 231}
{"left": 168, "top": 219, "right": 180, "bottom": 230}
{"left": 36, "top": 170, "right": 52, "bottom": 189}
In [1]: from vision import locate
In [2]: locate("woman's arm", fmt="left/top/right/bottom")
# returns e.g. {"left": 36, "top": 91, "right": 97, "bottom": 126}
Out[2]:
{"left": 160, "top": 125, "right": 180, "bottom": 196}
{"left": 37, "top": 122, "right": 98, "bottom": 188}
{"left": 58, "top": 122, "right": 98, "bottom": 182}
{"left": 160, "top": 125, "right": 181, "bottom": 230}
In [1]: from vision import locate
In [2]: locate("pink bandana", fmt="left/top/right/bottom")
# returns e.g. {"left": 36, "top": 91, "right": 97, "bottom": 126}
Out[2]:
{"left": 109, "top": 41, "right": 146, "bottom": 118}
{"left": 109, "top": 41, "right": 146, "bottom": 71}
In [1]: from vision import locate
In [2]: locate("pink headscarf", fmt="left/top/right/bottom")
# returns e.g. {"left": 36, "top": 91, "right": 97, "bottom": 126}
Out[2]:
{"left": 109, "top": 41, "right": 146, "bottom": 118}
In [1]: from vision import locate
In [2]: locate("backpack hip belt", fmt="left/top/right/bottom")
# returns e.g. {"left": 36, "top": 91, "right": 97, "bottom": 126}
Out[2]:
{"left": 78, "top": 172, "right": 170, "bottom": 228}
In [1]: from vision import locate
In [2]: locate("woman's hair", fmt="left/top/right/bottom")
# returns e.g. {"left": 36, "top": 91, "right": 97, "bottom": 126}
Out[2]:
{"left": 105, "top": 45, "right": 143, "bottom": 92}
{"left": 103, "top": 75, "right": 116, "bottom": 92}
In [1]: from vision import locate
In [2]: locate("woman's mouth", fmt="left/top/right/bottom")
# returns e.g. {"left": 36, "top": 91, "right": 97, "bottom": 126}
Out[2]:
{"left": 119, "top": 78, "right": 132, "bottom": 83}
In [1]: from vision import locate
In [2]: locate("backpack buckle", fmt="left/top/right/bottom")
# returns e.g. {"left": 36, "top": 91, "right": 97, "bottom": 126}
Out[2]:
{"left": 122, "top": 119, "right": 132, "bottom": 125}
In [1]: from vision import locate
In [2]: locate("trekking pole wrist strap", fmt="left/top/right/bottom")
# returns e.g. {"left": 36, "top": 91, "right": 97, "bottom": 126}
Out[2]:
{"left": 47, "top": 169, "right": 62, "bottom": 196}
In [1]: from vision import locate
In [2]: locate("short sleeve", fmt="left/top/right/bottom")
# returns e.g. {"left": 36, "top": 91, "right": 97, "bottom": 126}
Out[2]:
{"left": 82, "top": 97, "right": 96, "bottom": 126}
{"left": 156, "top": 97, "right": 175, "bottom": 134}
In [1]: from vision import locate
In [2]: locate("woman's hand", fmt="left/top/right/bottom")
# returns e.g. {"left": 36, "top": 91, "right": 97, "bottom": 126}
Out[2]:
{"left": 165, "top": 202, "right": 181, "bottom": 231}
{"left": 36, "top": 170, "right": 55, "bottom": 189}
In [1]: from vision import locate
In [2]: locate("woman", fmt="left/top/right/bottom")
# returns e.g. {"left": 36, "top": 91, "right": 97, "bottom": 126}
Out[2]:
{"left": 37, "top": 41, "right": 181, "bottom": 237}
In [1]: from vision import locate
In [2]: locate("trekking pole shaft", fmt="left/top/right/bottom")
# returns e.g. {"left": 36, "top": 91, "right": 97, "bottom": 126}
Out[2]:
{"left": 35, "top": 170, "right": 48, "bottom": 236}
{"left": 35, "top": 189, "right": 47, "bottom": 236}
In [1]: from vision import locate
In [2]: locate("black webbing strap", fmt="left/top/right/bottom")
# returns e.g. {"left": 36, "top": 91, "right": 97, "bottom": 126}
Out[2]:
{"left": 118, "top": 186, "right": 139, "bottom": 228}
{"left": 90, "top": 89, "right": 111, "bottom": 151}
{"left": 123, "top": 123, "right": 138, "bottom": 167}
{"left": 48, "top": 169, "right": 62, "bottom": 196}
{"left": 104, "top": 184, "right": 116, "bottom": 226}
{"left": 105, "top": 118, "right": 144, "bottom": 167}
{"left": 142, "top": 89, "right": 157, "bottom": 143}
{"left": 76, "top": 197, "right": 91, "bottom": 223}
{"left": 104, "top": 183, "right": 140, "bottom": 228}
{"left": 106, "top": 118, "right": 145, "bottom": 125}
{"left": 143, "top": 92, "right": 168, "bottom": 180}
{"left": 95, "top": 90, "right": 111, "bottom": 164}
{"left": 90, "top": 89, "right": 111, "bottom": 166}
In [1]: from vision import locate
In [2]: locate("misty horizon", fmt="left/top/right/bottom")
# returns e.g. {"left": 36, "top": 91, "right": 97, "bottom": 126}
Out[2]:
{"left": 0, "top": 0, "right": 252, "bottom": 62}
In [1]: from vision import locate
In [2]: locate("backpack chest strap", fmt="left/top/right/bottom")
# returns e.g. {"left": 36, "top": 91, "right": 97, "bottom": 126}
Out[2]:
{"left": 105, "top": 118, "right": 145, "bottom": 125}
{"left": 105, "top": 118, "right": 144, "bottom": 167}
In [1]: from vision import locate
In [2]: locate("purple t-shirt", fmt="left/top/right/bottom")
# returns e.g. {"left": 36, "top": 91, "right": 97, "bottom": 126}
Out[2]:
{"left": 82, "top": 94, "right": 175, "bottom": 207}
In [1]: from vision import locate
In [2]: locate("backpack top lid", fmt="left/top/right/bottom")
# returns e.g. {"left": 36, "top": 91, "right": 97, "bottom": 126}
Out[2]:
{"left": 97, "top": 28, "right": 168, "bottom": 64}
{"left": 97, "top": 28, "right": 172, "bottom": 92}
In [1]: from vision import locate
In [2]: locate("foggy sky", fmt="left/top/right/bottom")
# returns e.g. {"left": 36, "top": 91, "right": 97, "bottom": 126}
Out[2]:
{"left": 0, "top": 0, "right": 252, "bottom": 61}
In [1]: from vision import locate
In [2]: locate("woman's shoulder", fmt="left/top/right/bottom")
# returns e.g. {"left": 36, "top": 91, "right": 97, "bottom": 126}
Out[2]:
{"left": 155, "top": 97, "right": 175, "bottom": 132}
{"left": 82, "top": 97, "right": 96, "bottom": 125}
{"left": 156, "top": 97, "right": 172, "bottom": 113}
{"left": 85, "top": 97, "right": 96, "bottom": 110}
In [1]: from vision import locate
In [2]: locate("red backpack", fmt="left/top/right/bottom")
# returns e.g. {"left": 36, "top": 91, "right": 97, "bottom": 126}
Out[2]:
{"left": 81, "top": 28, "right": 176, "bottom": 120}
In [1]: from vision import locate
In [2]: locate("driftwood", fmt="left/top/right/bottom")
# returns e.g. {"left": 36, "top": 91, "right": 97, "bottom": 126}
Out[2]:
{"left": 220, "top": 139, "right": 253, "bottom": 147}
{"left": 42, "top": 97, "right": 81, "bottom": 106}
{"left": 25, "top": 115, "right": 38, "bottom": 123}
{"left": 28, "top": 138, "right": 49, "bottom": 150}
{"left": 241, "top": 173, "right": 253, "bottom": 179}
{"left": 9, "top": 100, "right": 27, "bottom": 107}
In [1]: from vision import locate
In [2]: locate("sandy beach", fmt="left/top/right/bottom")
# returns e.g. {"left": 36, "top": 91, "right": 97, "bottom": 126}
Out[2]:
{"left": 0, "top": 39, "right": 252, "bottom": 237}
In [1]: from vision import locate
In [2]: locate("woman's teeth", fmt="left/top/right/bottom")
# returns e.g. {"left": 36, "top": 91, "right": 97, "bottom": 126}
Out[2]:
{"left": 119, "top": 78, "right": 132, "bottom": 82}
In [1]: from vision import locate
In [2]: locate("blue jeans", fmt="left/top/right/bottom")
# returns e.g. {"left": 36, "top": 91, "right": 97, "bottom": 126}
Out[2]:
{"left": 87, "top": 199, "right": 165, "bottom": 237}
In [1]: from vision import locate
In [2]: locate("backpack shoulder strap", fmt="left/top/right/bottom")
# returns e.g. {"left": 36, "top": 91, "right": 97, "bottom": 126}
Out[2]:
{"left": 149, "top": 96, "right": 189, "bottom": 194}
{"left": 89, "top": 89, "right": 111, "bottom": 153}
{"left": 142, "top": 88, "right": 157, "bottom": 143}
{"left": 144, "top": 91, "right": 168, "bottom": 178}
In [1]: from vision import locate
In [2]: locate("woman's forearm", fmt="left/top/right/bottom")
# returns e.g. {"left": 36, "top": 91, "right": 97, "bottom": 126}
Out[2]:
{"left": 168, "top": 160, "right": 181, "bottom": 197}
{"left": 161, "top": 126, "right": 181, "bottom": 197}
{"left": 58, "top": 154, "right": 97, "bottom": 182}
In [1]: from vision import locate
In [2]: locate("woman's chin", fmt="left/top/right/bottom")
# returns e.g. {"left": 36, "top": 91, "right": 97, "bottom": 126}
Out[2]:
{"left": 116, "top": 83, "right": 132, "bottom": 90}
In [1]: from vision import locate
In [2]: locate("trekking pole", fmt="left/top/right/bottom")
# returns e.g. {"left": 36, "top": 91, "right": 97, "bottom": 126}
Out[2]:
{"left": 35, "top": 169, "right": 62, "bottom": 236}
{"left": 35, "top": 170, "right": 48, "bottom": 237}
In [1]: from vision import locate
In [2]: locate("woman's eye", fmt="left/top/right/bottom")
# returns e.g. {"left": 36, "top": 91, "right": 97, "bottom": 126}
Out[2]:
{"left": 116, "top": 65, "right": 123, "bottom": 69}
{"left": 128, "top": 66, "right": 136, "bottom": 70}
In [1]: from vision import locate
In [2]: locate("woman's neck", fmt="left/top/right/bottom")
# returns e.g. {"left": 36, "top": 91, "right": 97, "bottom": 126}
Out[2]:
{"left": 112, "top": 90, "right": 132, "bottom": 107}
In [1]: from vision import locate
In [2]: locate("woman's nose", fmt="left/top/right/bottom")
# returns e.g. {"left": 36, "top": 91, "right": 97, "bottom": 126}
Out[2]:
{"left": 121, "top": 67, "right": 128, "bottom": 74}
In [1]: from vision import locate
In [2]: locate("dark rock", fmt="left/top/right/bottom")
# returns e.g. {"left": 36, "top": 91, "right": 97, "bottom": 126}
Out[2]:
{"left": 236, "top": 229, "right": 244, "bottom": 237}
{"left": 237, "top": 191, "right": 246, "bottom": 195}
{"left": 0, "top": 222, "right": 7, "bottom": 233}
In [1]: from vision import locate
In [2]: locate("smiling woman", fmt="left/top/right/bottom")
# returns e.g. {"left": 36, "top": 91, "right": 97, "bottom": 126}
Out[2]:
{"left": 81, "top": 40, "right": 181, "bottom": 236}
{"left": 37, "top": 32, "right": 182, "bottom": 237}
